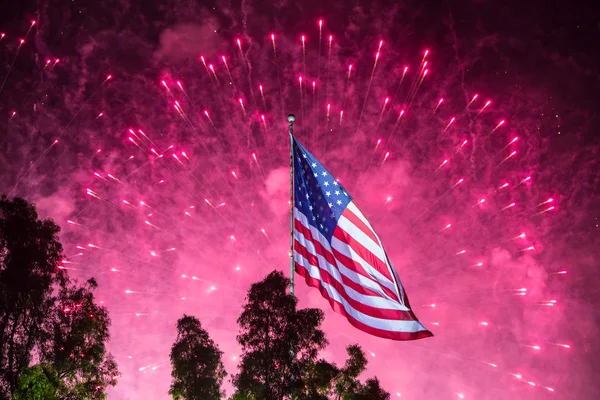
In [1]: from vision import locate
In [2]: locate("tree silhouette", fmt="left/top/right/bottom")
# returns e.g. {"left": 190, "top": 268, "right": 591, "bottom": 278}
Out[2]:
{"left": 0, "top": 196, "right": 118, "bottom": 399}
{"left": 352, "top": 377, "right": 390, "bottom": 400}
{"left": 0, "top": 196, "right": 66, "bottom": 398}
{"left": 41, "top": 278, "right": 119, "bottom": 399}
{"left": 231, "top": 271, "right": 391, "bottom": 400}
{"left": 169, "top": 315, "right": 226, "bottom": 400}
{"left": 13, "top": 364, "right": 62, "bottom": 400}
{"left": 232, "top": 270, "right": 327, "bottom": 400}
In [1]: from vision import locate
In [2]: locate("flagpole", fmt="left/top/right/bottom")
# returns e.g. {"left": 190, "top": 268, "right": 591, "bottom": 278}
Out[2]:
{"left": 288, "top": 114, "right": 296, "bottom": 296}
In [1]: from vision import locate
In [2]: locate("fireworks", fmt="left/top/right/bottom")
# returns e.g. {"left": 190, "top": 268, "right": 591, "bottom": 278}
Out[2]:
{"left": 0, "top": 8, "right": 592, "bottom": 400}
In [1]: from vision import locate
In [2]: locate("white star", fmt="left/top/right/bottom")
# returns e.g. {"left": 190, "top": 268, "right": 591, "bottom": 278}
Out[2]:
{"left": 333, "top": 181, "right": 339, "bottom": 186}
{"left": 343, "top": 191, "right": 348, "bottom": 196}
{"left": 322, "top": 171, "right": 328, "bottom": 177}
{"left": 305, "top": 194, "right": 309, "bottom": 199}
{"left": 335, "top": 190, "right": 340, "bottom": 195}
{"left": 326, "top": 191, "right": 331, "bottom": 197}
{"left": 328, "top": 203, "right": 333, "bottom": 207}
{"left": 312, "top": 216, "right": 316, "bottom": 221}
{"left": 337, "top": 200, "right": 342, "bottom": 205}
{"left": 324, "top": 181, "right": 330, "bottom": 187}
{"left": 311, "top": 163, "right": 317, "bottom": 167}
{"left": 314, "top": 173, "right": 318, "bottom": 177}
{"left": 309, "top": 205, "right": 313, "bottom": 210}
{"left": 303, "top": 153, "right": 307, "bottom": 158}
{"left": 320, "top": 224, "right": 324, "bottom": 229}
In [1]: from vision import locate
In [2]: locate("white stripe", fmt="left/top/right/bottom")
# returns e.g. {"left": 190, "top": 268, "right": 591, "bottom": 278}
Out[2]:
{"left": 294, "top": 227, "right": 410, "bottom": 311}
{"left": 338, "top": 215, "right": 387, "bottom": 265}
{"left": 330, "top": 235, "right": 398, "bottom": 295}
{"left": 346, "top": 201, "right": 404, "bottom": 302}
{"left": 347, "top": 202, "right": 376, "bottom": 231}
{"left": 294, "top": 254, "right": 428, "bottom": 333}
{"left": 294, "top": 208, "right": 400, "bottom": 303}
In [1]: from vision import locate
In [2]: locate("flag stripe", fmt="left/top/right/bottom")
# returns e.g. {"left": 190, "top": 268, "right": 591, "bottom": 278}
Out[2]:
{"left": 295, "top": 261, "right": 433, "bottom": 340}
{"left": 342, "top": 206, "right": 379, "bottom": 244}
{"left": 330, "top": 246, "right": 401, "bottom": 302}
{"left": 294, "top": 213, "right": 398, "bottom": 302}
{"left": 343, "top": 204, "right": 405, "bottom": 303}
{"left": 336, "top": 215, "right": 391, "bottom": 277}
{"left": 294, "top": 221, "right": 412, "bottom": 312}
{"left": 333, "top": 220, "right": 394, "bottom": 284}
{"left": 294, "top": 244, "right": 418, "bottom": 320}
{"left": 294, "top": 254, "right": 425, "bottom": 329}
{"left": 294, "top": 237, "right": 389, "bottom": 301}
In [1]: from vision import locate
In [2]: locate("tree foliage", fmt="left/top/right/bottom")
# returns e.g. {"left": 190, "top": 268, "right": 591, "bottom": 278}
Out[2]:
{"left": 169, "top": 315, "right": 226, "bottom": 400}
{"left": 231, "top": 270, "right": 390, "bottom": 400}
{"left": 13, "top": 364, "right": 62, "bottom": 400}
{"left": 41, "top": 278, "right": 119, "bottom": 399}
{"left": 232, "top": 270, "right": 327, "bottom": 400}
{"left": 0, "top": 196, "right": 65, "bottom": 398}
{"left": 0, "top": 196, "right": 118, "bottom": 399}
{"left": 300, "top": 344, "right": 390, "bottom": 400}
{"left": 351, "top": 377, "right": 390, "bottom": 400}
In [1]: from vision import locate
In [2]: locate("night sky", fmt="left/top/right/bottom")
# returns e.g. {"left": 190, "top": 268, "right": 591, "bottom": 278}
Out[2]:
{"left": 1, "top": 0, "right": 599, "bottom": 399}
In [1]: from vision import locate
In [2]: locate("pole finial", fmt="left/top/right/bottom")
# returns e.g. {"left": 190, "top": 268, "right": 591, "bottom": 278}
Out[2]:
{"left": 287, "top": 114, "right": 296, "bottom": 123}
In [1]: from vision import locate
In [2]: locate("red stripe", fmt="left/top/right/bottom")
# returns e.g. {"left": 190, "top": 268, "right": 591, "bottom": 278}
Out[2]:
{"left": 294, "top": 216, "right": 374, "bottom": 285}
{"left": 295, "top": 264, "right": 433, "bottom": 341}
{"left": 295, "top": 243, "right": 419, "bottom": 321}
{"left": 343, "top": 206, "right": 379, "bottom": 244}
{"left": 333, "top": 224, "right": 394, "bottom": 284}
{"left": 295, "top": 212, "right": 398, "bottom": 305}
{"left": 331, "top": 247, "right": 400, "bottom": 302}
{"left": 295, "top": 217, "right": 397, "bottom": 302}
{"left": 294, "top": 240, "right": 390, "bottom": 300}
{"left": 294, "top": 218, "right": 338, "bottom": 267}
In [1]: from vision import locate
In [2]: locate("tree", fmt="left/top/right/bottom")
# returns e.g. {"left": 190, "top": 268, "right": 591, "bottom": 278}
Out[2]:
{"left": 169, "top": 315, "right": 226, "bottom": 400}
{"left": 232, "top": 270, "right": 327, "bottom": 400}
{"left": 352, "top": 378, "right": 390, "bottom": 400}
{"left": 41, "top": 278, "right": 119, "bottom": 399}
{"left": 303, "top": 344, "right": 390, "bottom": 400}
{"left": 0, "top": 196, "right": 66, "bottom": 398}
{"left": 12, "top": 364, "right": 62, "bottom": 400}
{"left": 0, "top": 196, "right": 118, "bottom": 399}
{"left": 333, "top": 344, "right": 368, "bottom": 399}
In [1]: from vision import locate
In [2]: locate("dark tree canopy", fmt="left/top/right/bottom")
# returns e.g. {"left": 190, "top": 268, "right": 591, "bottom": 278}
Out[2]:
{"left": 0, "top": 196, "right": 66, "bottom": 398}
{"left": 352, "top": 377, "right": 390, "bottom": 400}
{"left": 333, "top": 344, "right": 368, "bottom": 399}
{"left": 232, "top": 270, "right": 327, "bottom": 400}
{"left": 42, "top": 278, "right": 119, "bottom": 399}
{"left": 169, "top": 315, "right": 226, "bottom": 400}
{"left": 13, "top": 364, "right": 62, "bottom": 400}
{"left": 0, "top": 196, "right": 118, "bottom": 399}
{"left": 231, "top": 271, "right": 390, "bottom": 400}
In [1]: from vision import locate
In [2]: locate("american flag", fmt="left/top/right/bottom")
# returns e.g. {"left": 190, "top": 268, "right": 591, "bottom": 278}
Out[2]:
{"left": 292, "top": 136, "right": 433, "bottom": 340}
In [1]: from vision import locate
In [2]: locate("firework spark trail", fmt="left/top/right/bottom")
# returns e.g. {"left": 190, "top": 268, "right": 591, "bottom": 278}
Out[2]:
{"left": 7, "top": 74, "right": 116, "bottom": 187}
{"left": 0, "top": 21, "right": 35, "bottom": 96}
{"left": 235, "top": 38, "right": 259, "bottom": 114}
{"left": 325, "top": 35, "right": 333, "bottom": 106}
{"left": 354, "top": 46, "right": 381, "bottom": 135}
{"left": 390, "top": 65, "right": 409, "bottom": 105}
{"left": 402, "top": 50, "right": 429, "bottom": 109}
{"left": 270, "top": 34, "right": 285, "bottom": 113}
{"left": 8, "top": 139, "right": 58, "bottom": 195}
{"left": 1, "top": 12, "right": 585, "bottom": 399}
{"left": 317, "top": 20, "right": 323, "bottom": 84}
